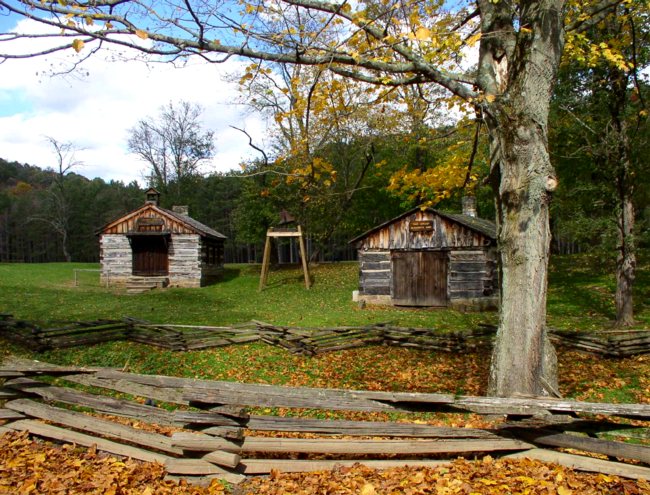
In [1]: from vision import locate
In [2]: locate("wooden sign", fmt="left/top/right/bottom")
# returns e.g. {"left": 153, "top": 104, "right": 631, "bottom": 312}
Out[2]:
{"left": 409, "top": 220, "right": 434, "bottom": 233}
{"left": 137, "top": 217, "right": 164, "bottom": 226}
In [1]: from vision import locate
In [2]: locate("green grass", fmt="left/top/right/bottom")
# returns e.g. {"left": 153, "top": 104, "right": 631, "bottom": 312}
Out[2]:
{"left": 1, "top": 253, "right": 647, "bottom": 330}
{"left": 0, "top": 262, "right": 495, "bottom": 329}
{"left": 546, "top": 252, "right": 650, "bottom": 330}
{"left": 0, "top": 254, "right": 648, "bottom": 403}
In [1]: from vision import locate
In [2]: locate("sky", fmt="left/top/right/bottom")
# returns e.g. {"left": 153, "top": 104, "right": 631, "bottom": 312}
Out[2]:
{"left": 0, "top": 18, "right": 268, "bottom": 186}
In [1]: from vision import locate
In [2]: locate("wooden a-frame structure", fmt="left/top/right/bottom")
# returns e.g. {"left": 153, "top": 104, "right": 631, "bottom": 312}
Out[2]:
{"left": 258, "top": 225, "right": 311, "bottom": 290}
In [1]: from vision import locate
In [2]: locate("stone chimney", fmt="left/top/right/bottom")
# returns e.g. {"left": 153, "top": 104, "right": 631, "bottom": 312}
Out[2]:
{"left": 172, "top": 205, "right": 189, "bottom": 216}
{"left": 461, "top": 196, "right": 477, "bottom": 218}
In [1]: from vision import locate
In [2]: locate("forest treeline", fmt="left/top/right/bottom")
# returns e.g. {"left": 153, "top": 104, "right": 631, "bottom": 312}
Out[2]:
{"left": 0, "top": 154, "right": 408, "bottom": 263}
{"left": 1, "top": 120, "right": 648, "bottom": 265}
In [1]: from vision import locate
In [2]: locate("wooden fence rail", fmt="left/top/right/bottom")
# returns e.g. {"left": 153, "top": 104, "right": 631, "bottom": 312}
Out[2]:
{"left": 1, "top": 314, "right": 650, "bottom": 357}
{"left": 1, "top": 357, "right": 649, "bottom": 486}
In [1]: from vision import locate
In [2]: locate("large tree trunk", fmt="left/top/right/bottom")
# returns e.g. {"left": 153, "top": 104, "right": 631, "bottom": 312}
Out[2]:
{"left": 480, "top": 0, "right": 565, "bottom": 397}
{"left": 614, "top": 125, "right": 636, "bottom": 327}
{"left": 487, "top": 116, "right": 559, "bottom": 396}
{"left": 615, "top": 194, "right": 636, "bottom": 326}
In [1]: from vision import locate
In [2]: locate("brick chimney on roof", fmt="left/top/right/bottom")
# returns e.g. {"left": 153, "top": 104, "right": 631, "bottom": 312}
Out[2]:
{"left": 172, "top": 205, "right": 189, "bottom": 216}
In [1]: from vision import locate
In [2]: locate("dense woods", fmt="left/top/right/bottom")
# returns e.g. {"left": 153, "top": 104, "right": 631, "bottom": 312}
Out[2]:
{"left": 1, "top": 106, "right": 648, "bottom": 265}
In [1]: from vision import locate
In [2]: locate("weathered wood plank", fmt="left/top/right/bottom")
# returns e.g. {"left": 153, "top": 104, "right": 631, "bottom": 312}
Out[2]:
{"left": 0, "top": 371, "right": 25, "bottom": 378}
{"left": 172, "top": 432, "right": 241, "bottom": 452}
{"left": 4, "top": 378, "right": 176, "bottom": 425}
{"left": 246, "top": 415, "right": 501, "bottom": 438}
{"left": 0, "top": 358, "right": 95, "bottom": 375}
{"left": 526, "top": 430, "right": 650, "bottom": 464}
{"left": 506, "top": 449, "right": 650, "bottom": 480}
{"left": 202, "top": 450, "right": 241, "bottom": 469}
{"left": 94, "top": 369, "right": 650, "bottom": 419}
{"left": 0, "top": 388, "right": 24, "bottom": 399}
{"left": 172, "top": 431, "right": 532, "bottom": 454}
{"left": 173, "top": 410, "right": 248, "bottom": 427}
{"left": 5, "top": 399, "right": 182, "bottom": 456}
{"left": 64, "top": 374, "right": 187, "bottom": 405}
{"left": 239, "top": 458, "right": 452, "bottom": 474}
{"left": 0, "top": 408, "right": 25, "bottom": 420}
{"left": 199, "top": 426, "right": 245, "bottom": 440}
{"left": 164, "top": 458, "right": 242, "bottom": 481}
{"left": 7, "top": 419, "right": 171, "bottom": 463}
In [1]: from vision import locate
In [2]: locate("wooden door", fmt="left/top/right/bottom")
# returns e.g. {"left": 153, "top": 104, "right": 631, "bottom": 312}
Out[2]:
{"left": 132, "top": 236, "right": 169, "bottom": 276}
{"left": 391, "top": 251, "right": 448, "bottom": 306}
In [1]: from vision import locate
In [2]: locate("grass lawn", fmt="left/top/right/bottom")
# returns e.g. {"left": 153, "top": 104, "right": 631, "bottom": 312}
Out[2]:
{"left": 0, "top": 253, "right": 648, "bottom": 402}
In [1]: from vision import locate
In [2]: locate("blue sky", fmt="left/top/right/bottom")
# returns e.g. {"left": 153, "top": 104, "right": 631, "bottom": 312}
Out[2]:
{"left": 0, "top": 15, "right": 266, "bottom": 184}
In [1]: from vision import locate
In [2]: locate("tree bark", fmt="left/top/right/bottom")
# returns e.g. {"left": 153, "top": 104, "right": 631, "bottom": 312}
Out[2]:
{"left": 483, "top": 0, "right": 565, "bottom": 397}
{"left": 487, "top": 112, "right": 559, "bottom": 397}
{"left": 614, "top": 126, "right": 636, "bottom": 327}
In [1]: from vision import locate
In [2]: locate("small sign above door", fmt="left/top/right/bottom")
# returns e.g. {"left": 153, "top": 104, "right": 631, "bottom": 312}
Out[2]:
{"left": 409, "top": 220, "right": 434, "bottom": 233}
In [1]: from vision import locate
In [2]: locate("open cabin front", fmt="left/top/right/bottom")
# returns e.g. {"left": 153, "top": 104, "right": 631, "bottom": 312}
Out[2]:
{"left": 98, "top": 193, "right": 225, "bottom": 288}
{"left": 351, "top": 208, "right": 498, "bottom": 310}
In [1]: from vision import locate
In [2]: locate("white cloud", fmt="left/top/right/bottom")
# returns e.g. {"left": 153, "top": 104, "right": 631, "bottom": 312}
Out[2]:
{"left": 0, "top": 19, "right": 267, "bottom": 185}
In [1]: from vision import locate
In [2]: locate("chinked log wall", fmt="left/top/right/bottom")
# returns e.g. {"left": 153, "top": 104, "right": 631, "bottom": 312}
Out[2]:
{"left": 357, "top": 250, "right": 497, "bottom": 301}
{"left": 1, "top": 315, "right": 650, "bottom": 358}
{"left": 1, "top": 358, "right": 649, "bottom": 486}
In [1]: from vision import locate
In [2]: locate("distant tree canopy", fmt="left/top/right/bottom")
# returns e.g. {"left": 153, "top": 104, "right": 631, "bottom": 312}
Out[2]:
{"left": 0, "top": 157, "right": 143, "bottom": 262}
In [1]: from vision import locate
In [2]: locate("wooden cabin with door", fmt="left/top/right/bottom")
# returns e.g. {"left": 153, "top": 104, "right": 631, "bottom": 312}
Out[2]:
{"left": 97, "top": 189, "right": 226, "bottom": 289}
{"left": 350, "top": 203, "right": 498, "bottom": 310}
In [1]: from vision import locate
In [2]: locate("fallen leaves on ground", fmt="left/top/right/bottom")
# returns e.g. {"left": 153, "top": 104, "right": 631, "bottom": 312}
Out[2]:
{"left": 239, "top": 456, "right": 650, "bottom": 495}
{"left": 3, "top": 430, "right": 649, "bottom": 495}
{"left": 0, "top": 431, "right": 224, "bottom": 494}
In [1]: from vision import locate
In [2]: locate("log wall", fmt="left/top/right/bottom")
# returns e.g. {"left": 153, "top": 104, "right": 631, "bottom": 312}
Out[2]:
{"left": 99, "top": 235, "right": 132, "bottom": 286}
{"left": 448, "top": 249, "right": 498, "bottom": 308}
{"left": 358, "top": 251, "right": 391, "bottom": 297}
{"left": 357, "top": 248, "right": 498, "bottom": 308}
{"left": 168, "top": 234, "right": 202, "bottom": 288}
{"left": 355, "top": 210, "right": 497, "bottom": 308}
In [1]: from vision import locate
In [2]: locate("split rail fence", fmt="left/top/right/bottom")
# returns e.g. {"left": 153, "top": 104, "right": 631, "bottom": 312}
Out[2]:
{"left": 1, "top": 358, "right": 650, "bottom": 486}
{"left": 1, "top": 314, "right": 650, "bottom": 357}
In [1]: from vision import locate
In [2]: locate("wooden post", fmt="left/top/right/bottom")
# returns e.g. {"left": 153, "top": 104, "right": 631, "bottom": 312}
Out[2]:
{"left": 259, "top": 226, "right": 310, "bottom": 291}
{"left": 298, "top": 226, "right": 311, "bottom": 289}
{"left": 258, "top": 236, "right": 272, "bottom": 291}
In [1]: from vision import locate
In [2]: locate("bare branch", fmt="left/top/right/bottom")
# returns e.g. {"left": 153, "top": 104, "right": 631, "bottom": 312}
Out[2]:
{"left": 231, "top": 125, "right": 270, "bottom": 168}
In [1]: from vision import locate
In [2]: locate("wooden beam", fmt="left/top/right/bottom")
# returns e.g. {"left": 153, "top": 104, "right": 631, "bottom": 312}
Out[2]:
{"left": 4, "top": 378, "right": 176, "bottom": 425}
{"left": 0, "top": 408, "right": 25, "bottom": 421}
{"left": 239, "top": 458, "right": 453, "bottom": 474}
{"left": 202, "top": 450, "right": 241, "bottom": 469}
{"left": 5, "top": 399, "right": 182, "bottom": 456}
{"left": 172, "top": 431, "right": 532, "bottom": 454}
{"left": 6, "top": 419, "right": 171, "bottom": 464}
{"left": 266, "top": 231, "right": 303, "bottom": 238}
{"left": 506, "top": 449, "right": 650, "bottom": 480}
{"left": 297, "top": 225, "right": 311, "bottom": 289}
{"left": 524, "top": 430, "right": 650, "bottom": 464}
{"left": 163, "top": 459, "right": 245, "bottom": 484}
{"left": 258, "top": 235, "right": 272, "bottom": 291}
{"left": 246, "top": 415, "right": 501, "bottom": 438}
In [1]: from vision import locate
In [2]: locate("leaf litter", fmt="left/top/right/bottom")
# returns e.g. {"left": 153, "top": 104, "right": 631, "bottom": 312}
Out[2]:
{"left": 1, "top": 431, "right": 649, "bottom": 494}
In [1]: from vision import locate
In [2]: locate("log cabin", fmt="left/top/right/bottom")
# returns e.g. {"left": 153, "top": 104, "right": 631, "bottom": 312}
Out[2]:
{"left": 350, "top": 198, "right": 498, "bottom": 310}
{"left": 97, "top": 189, "right": 226, "bottom": 290}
